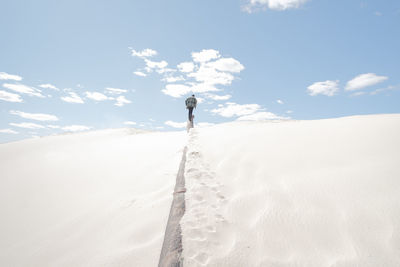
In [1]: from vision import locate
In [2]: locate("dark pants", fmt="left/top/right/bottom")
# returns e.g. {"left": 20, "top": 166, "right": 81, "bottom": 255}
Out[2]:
{"left": 188, "top": 107, "right": 194, "bottom": 121}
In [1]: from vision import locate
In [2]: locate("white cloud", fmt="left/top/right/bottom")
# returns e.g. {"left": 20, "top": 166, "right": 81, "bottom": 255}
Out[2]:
{"left": 206, "top": 58, "right": 244, "bottom": 73}
{"left": 177, "top": 62, "right": 195, "bottom": 73}
{"left": 133, "top": 71, "right": 147, "bottom": 77}
{"left": 184, "top": 56, "right": 244, "bottom": 90}
{"left": 162, "top": 84, "right": 192, "bottom": 98}
{"left": 0, "top": 129, "right": 19, "bottom": 134}
{"left": 307, "top": 80, "right": 339, "bottom": 96}
{"left": 39, "top": 84, "right": 59, "bottom": 91}
{"left": 165, "top": 120, "right": 187, "bottom": 128}
{"left": 188, "top": 65, "right": 235, "bottom": 86}
{"left": 161, "top": 83, "right": 221, "bottom": 98}
{"left": 61, "top": 92, "right": 84, "bottom": 104}
{"left": 277, "top": 99, "right": 284, "bottom": 104}
{"left": 196, "top": 97, "right": 205, "bottom": 104}
{"left": 124, "top": 121, "right": 137, "bottom": 125}
{"left": 47, "top": 125, "right": 61, "bottom": 129}
{"left": 131, "top": 48, "right": 157, "bottom": 58}
{"left": 9, "top": 110, "right": 59, "bottom": 121}
{"left": 0, "top": 90, "right": 23, "bottom": 102}
{"left": 345, "top": 73, "right": 388, "bottom": 91}
{"left": 115, "top": 96, "right": 131, "bottom": 107}
{"left": 105, "top": 87, "right": 128, "bottom": 94}
{"left": 3, "top": 83, "right": 44, "bottom": 97}
{"left": 237, "top": 111, "right": 288, "bottom": 121}
{"left": 0, "top": 72, "right": 22, "bottom": 81}
{"left": 350, "top": 91, "right": 367, "bottom": 97}
{"left": 155, "top": 68, "right": 176, "bottom": 74}
{"left": 211, "top": 102, "right": 262, "bottom": 117}
{"left": 144, "top": 59, "right": 168, "bottom": 70}
{"left": 9, "top": 122, "right": 45, "bottom": 129}
{"left": 203, "top": 93, "right": 232, "bottom": 101}
{"left": 192, "top": 49, "right": 220, "bottom": 63}
{"left": 243, "top": 0, "right": 309, "bottom": 12}
{"left": 370, "top": 84, "right": 400, "bottom": 95}
{"left": 286, "top": 110, "right": 293, "bottom": 114}
{"left": 188, "top": 83, "right": 220, "bottom": 94}
{"left": 269, "top": 0, "right": 309, "bottom": 10}
{"left": 162, "top": 75, "right": 185, "bottom": 83}
{"left": 85, "top": 91, "right": 112, "bottom": 101}
{"left": 62, "top": 125, "right": 91, "bottom": 132}
{"left": 133, "top": 48, "right": 244, "bottom": 100}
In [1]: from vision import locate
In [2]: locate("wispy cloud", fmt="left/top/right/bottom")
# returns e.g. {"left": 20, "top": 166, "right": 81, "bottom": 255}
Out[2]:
{"left": 162, "top": 83, "right": 221, "bottom": 98}
{"left": 133, "top": 71, "right": 147, "bottom": 77}
{"left": 162, "top": 75, "right": 185, "bottom": 83}
{"left": 0, "top": 128, "right": 19, "bottom": 134}
{"left": 211, "top": 102, "right": 287, "bottom": 121}
{"left": 165, "top": 120, "right": 187, "bottom": 128}
{"left": 0, "top": 90, "right": 23, "bottom": 102}
{"left": 370, "top": 84, "right": 400, "bottom": 95}
{"left": 131, "top": 48, "right": 158, "bottom": 58}
{"left": 124, "top": 121, "right": 137, "bottom": 125}
{"left": 105, "top": 87, "right": 128, "bottom": 95}
{"left": 0, "top": 72, "right": 23, "bottom": 81}
{"left": 345, "top": 73, "right": 388, "bottom": 91}
{"left": 203, "top": 93, "right": 232, "bottom": 101}
{"left": 61, "top": 92, "right": 84, "bottom": 104}
{"left": 9, "top": 122, "right": 45, "bottom": 129}
{"left": 47, "top": 125, "right": 61, "bottom": 129}
{"left": 39, "top": 84, "right": 59, "bottom": 91}
{"left": 3, "top": 83, "right": 44, "bottom": 97}
{"left": 9, "top": 110, "right": 59, "bottom": 121}
{"left": 307, "top": 80, "right": 339, "bottom": 96}
{"left": 243, "top": 0, "right": 309, "bottom": 12}
{"left": 144, "top": 59, "right": 169, "bottom": 71}
{"left": 211, "top": 102, "right": 262, "bottom": 117}
{"left": 277, "top": 99, "right": 284, "bottom": 104}
{"left": 115, "top": 96, "right": 131, "bottom": 107}
{"left": 85, "top": 91, "right": 112, "bottom": 101}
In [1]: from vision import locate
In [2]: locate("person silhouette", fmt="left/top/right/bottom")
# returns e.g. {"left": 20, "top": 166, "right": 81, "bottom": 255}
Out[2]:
{"left": 185, "top": 94, "right": 197, "bottom": 122}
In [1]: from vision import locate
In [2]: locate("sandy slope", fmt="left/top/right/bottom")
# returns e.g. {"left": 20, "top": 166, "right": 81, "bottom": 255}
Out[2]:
{"left": 1, "top": 115, "right": 399, "bottom": 267}
{"left": 0, "top": 129, "right": 186, "bottom": 267}
{"left": 182, "top": 114, "right": 400, "bottom": 266}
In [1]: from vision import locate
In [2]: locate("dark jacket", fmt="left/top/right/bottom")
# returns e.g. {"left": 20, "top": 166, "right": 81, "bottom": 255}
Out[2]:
{"left": 185, "top": 97, "right": 197, "bottom": 108}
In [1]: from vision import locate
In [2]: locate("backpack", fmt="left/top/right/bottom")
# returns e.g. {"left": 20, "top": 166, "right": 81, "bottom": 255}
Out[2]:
{"left": 185, "top": 97, "right": 197, "bottom": 108}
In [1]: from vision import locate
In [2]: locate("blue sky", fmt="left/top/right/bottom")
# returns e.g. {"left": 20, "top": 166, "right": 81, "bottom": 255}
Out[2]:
{"left": 1, "top": 0, "right": 399, "bottom": 143}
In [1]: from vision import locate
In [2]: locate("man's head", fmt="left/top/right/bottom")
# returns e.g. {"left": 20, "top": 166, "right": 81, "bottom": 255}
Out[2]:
{"left": 192, "top": 94, "right": 195, "bottom": 97}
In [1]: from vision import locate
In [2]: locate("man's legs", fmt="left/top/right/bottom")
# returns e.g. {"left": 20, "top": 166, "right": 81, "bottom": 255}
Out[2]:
{"left": 188, "top": 107, "right": 193, "bottom": 121}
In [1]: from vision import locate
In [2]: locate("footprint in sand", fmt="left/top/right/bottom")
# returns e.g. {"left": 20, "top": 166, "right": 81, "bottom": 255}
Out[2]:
{"left": 194, "top": 194, "right": 204, "bottom": 202}
{"left": 192, "top": 252, "right": 209, "bottom": 265}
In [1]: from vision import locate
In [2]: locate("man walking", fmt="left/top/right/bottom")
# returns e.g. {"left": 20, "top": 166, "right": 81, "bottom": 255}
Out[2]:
{"left": 185, "top": 94, "right": 197, "bottom": 122}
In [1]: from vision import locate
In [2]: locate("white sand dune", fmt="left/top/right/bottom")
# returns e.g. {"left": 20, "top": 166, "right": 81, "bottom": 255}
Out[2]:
{"left": 1, "top": 114, "right": 399, "bottom": 266}
{"left": 0, "top": 129, "right": 186, "bottom": 267}
{"left": 182, "top": 114, "right": 400, "bottom": 266}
